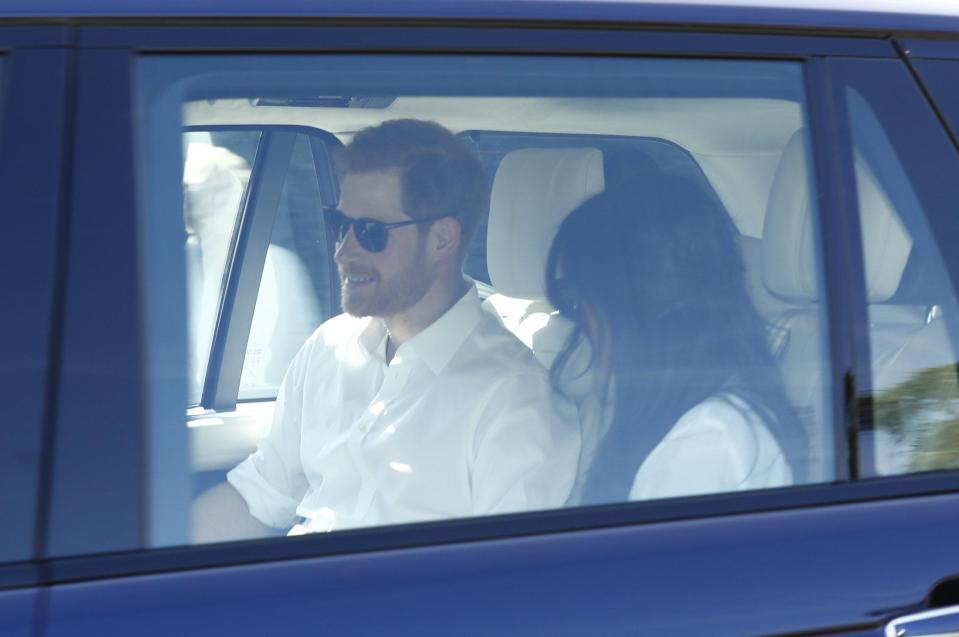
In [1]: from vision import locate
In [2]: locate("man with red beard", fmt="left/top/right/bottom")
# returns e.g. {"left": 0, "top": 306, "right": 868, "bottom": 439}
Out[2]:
{"left": 194, "top": 119, "right": 579, "bottom": 540}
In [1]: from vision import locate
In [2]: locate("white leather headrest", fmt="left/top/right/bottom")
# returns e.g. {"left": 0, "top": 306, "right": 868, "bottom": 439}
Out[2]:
{"left": 762, "top": 130, "right": 912, "bottom": 303}
{"left": 487, "top": 148, "right": 604, "bottom": 300}
{"left": 856, "top": 155, "right": 913, "bottom": 302}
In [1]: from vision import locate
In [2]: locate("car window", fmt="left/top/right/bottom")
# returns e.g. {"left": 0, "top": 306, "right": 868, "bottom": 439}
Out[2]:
{"left": 911, "top": 59, "right": 959, "bottom": 145}
{"left": 236, "top": 133, "right": 335, "bottom": 401}
{"left": 138, "top": 54, "right": 833, "bottom": 548}
{"left": 184, "top": 129, "right": 258, "bottom": 405}
{"left": 839, "top": 59, "right": 959, "bottom": 477}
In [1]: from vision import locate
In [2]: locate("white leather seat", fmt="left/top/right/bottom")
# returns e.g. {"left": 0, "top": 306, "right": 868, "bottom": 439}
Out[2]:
{"left": 761, "top": 129, "right": 956, "bottom": 479}
{"left": 483, "top": 147, "right": 605, "bottom": 376}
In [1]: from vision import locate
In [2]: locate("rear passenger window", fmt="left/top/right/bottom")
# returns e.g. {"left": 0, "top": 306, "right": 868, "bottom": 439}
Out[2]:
{"left": 840, "top": 59, "right": 959, "bottom": 476}
{"left": 138, "top": 54, "right": 833, "bottom": 548}
{"left": 911, "top": 59, "right": 959, "bottom": 144}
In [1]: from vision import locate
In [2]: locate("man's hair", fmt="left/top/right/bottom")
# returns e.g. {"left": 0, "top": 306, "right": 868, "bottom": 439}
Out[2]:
{"left": 335, "top": 119, "right": 489, "bottom": 245}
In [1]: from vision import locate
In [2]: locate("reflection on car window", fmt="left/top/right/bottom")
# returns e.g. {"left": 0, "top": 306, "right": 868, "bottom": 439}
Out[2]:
{"left": 184, "top": 130, "right": 258, "bottom": 405}
{"left": 139, "top": 54, "right": 833, "bottom": 549}
{"left": 238, "top": 134, "right": 330, "bottom": 400}
{"left": 845, "top": 76, "right": 959, "bottom": 477}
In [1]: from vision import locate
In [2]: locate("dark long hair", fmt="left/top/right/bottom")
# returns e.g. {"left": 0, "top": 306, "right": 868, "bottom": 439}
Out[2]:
{"left": 546, "top": 175, "right": 806, "bottom": 505}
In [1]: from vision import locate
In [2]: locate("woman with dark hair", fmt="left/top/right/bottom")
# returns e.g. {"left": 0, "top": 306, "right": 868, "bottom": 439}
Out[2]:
{"left": 546, "top": 175, "right": 806, "bottom": 505}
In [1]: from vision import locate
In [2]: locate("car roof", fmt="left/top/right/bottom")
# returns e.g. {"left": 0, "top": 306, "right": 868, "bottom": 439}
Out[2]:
{"left": 4, "top": 0, "right": 959, "bottom": 34}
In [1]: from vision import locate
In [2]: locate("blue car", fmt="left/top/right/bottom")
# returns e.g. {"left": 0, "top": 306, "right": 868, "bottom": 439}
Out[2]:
{"left": 2, "top": 1, "right": 959, "bottom": 635}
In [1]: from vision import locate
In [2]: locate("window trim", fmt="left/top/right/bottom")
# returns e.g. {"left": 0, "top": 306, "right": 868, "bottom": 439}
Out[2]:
{"left": 898, "top": 38, "right": 959, "bottom": 61}
{"left": 0, "top": 42, "right": 72, "bottom": 571}
{"left": 803, "top": 57, "right": 873, "bottom": 481}
{"left": 0, "top": 25, "right": 70, "bottom": 48}
{"left": 77, "top": 23, "right": 897, "bottom": 57}
{"left": 900, "top": 53, "right": 959, "bottom": 156}
{"left": 47, "top": 46, "right": 146, "bottom": 560}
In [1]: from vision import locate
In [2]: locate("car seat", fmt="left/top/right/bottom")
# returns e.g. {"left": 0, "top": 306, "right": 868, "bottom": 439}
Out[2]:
{"left": 483, "top": 147, "right": 605, "bottom": 402}
{"left": 761, "top": 129, "right": 958, "bottom": 480}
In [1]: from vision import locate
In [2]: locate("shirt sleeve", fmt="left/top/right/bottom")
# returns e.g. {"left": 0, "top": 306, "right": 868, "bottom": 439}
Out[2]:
{"left": 227, "top": 334, "right": 315, "bottom": 529}
{"left": 468, "top": 372, "right": 581, "bottom": 515}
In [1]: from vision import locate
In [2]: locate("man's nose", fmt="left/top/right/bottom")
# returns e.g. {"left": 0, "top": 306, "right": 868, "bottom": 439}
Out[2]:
{"left": 333, "top": 227, "right": 362, "bottom": 265}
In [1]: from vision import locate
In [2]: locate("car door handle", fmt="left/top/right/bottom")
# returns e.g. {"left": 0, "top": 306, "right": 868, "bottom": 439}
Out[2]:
{"left": 886, "top": 606, "right": 959, "bottom": 637}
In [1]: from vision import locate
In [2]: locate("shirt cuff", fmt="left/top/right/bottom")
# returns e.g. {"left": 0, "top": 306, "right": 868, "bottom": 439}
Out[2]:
{"left": 227, "top": 457, "right": 300, "bottom": 529}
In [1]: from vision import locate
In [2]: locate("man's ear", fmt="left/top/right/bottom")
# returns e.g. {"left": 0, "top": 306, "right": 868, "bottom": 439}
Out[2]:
{"left": 429, "top": 216, "right": 462, "bottom": 261}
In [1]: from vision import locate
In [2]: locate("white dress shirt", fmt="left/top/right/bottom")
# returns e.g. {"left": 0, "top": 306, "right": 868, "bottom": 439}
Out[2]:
{"left": 629, "top": 394, "right": 793, "bottom": 500}
{"left": 228, "top": 286, "right": 580, "bottom": 532}
{"left": 572, "top": 392, "right": 792, "bottom": 503}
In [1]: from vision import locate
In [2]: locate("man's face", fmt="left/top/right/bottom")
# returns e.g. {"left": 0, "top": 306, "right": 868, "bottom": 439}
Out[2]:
{"left": 334, "top": 169, "right": 437, "bottom": 319}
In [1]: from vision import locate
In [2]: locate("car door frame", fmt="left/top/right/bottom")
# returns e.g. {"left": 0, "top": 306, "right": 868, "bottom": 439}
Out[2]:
{"left": 0, "top": 23, "right": 73, "bottom": 585}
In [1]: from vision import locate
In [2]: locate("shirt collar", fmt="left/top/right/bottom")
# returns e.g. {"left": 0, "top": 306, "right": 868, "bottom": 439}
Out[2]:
{"left": 404, "top": 285, "right": 483, "bottom": 374}
{"left": 358, "top": 317, "right": 388, "bottom": 364}
{"left": 356, "top": 284, "right": 482, "bottom": 374}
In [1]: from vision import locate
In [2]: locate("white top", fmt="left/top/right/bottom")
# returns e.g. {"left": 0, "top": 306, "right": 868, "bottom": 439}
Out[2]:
{"left": 228, "top": 286, "right": 580, "bottom": 533}
{"left": 573, "top": 392, "right": 792, "bottom": 502}
{"left": 630, "top": 394, "right": 793, "bottom": 500}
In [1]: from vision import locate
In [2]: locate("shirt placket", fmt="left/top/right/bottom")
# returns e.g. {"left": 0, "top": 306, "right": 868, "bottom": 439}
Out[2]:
{"left": 347, "top": 354, "right": 414, "bottom": 523}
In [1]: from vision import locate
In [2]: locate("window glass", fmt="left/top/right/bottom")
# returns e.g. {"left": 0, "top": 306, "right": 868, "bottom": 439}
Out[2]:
{"left": 842, "top": 59, "right": 959, "bottom": 476}
{"left": 238, "top": 134, "right": 332, "bottom": 400}
{"left": 139, "top": 54, "right": 832, "bottom": 548}
{"left": 186, "top": 129, "right": 336, "bottom": 404}
{"left": 185, "top": 130, "right": 258, "bottom": 405}
{"left": 913, "top": 59, "right": 959, "bottom": 144}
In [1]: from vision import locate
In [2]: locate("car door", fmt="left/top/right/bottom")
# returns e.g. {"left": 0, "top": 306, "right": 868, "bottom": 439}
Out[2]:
{"left": 24, "top": 20, "right": 959, "bottom": 637}
{"left": 0, "top": 26, "right": 72, "bottom": 637}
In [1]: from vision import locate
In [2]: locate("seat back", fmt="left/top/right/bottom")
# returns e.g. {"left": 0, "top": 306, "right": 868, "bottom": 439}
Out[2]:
{"left": 483, "top": 148, "right": 605, "bottom": 378}
{"left": 761, "top": 129, "right": 955, "bottom": 479}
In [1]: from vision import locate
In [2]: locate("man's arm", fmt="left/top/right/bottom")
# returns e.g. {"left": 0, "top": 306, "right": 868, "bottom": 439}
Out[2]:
{"left": 190, "top": 330, "right": 319, "bottom": 543}
{"left": 192, "top": 481, "right": 278, "bottom": 543}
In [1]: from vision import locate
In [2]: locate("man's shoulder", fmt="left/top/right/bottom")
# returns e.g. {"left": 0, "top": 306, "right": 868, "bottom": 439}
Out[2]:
{"left": 303, "top": 313, "right": 373, "bottom": 354}
{"left": 460, "top": 308, "right": 548, "bottom": 375}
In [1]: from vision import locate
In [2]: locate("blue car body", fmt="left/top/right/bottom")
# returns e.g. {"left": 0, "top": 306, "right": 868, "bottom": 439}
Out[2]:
{"left": 2, "top": 2, "right": 959, "bottom": 636}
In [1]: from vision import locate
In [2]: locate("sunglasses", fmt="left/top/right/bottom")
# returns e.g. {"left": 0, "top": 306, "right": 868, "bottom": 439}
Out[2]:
{"left": 323, "top": 207, "right": 447, "bottom": 253}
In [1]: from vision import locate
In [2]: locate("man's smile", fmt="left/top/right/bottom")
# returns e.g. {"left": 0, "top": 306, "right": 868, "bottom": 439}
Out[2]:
{"left": 343, "top": 274, "right": 376, "bottom": 289}
{"left": 340, "top": 261, "right": 379, "bottom": 286}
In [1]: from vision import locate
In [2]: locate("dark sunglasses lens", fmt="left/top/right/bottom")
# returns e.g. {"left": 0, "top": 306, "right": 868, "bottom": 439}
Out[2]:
{"left": 325, "top": 209, "right": 390, "bottom": 253}
{"left": 325, "top": 209, "right": 348, "bottom": 244}
{"left": 356, "top": 221, "right": 388, "bottom": 253}
{"left": 335, "top": 220, "right": 350, "bottom": 245}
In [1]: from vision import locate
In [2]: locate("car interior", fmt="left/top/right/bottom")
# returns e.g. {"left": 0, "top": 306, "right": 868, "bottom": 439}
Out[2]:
{"left": 179, "top": 85, "right": 959, "bottom": 512}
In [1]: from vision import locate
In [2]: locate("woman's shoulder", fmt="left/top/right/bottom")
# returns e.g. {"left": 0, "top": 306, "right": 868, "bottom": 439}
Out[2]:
{"left": 666, "top": 394, "right": 765, "bottom": 443}
{"left": 630, "top": 393, "right": 792, "bottom": 500}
